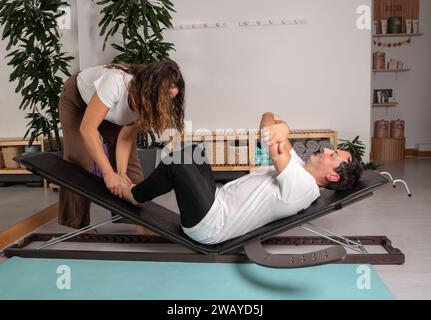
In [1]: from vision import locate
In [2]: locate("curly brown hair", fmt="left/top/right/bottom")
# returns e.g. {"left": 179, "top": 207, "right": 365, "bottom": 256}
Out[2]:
{"left": 106, "top": 60, "right": 185, "bottom": 135}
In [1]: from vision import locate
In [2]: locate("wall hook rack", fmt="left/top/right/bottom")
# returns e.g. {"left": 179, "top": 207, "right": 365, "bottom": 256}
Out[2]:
{"left": 173, "top": 22, "right": 228, "bottom": 30}
{"left": 239, "top": 18, "right": 307, "bottom": 27}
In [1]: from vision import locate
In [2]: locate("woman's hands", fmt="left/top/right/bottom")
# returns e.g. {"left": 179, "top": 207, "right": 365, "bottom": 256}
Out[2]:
{"left": 104, "top": 171, "right": 131, "bottom": 198}
{"left": 105, "top": 171, "right": 140, "bottom": 206}
{"left": 118, "top": 172, "right": 132, "bottom": 186}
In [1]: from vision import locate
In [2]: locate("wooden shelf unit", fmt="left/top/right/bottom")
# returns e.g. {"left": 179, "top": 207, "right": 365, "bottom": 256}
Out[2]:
{"left": 370, "top": 0, "right": 420, "bottom": 156}
{"left": 0, "top": 138, "right": 44, "bottom": 148}
{"left": 373, "top": 33, "right": 423, "bottom": 38}
{"left": 373, "top": 68, "right": 410, "bottom": 73}
{"left": 211, "top": 165, "right": 250, "bottom": 172}
{"left": 163, "top": 130, "right": 338, "bottom": 173}
{"left": 373, "top": 102, "right": 399, "bottom": 107}
{"left": 0, "top": 168, "right": 34, "bottom": 175}
{"left": 0, "top": 138, "right": 46, "bottom": 187}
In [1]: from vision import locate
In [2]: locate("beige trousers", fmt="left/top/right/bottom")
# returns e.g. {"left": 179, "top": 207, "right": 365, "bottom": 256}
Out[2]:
{"left": 58, "top": 74, "right": 144, "bottom": 229}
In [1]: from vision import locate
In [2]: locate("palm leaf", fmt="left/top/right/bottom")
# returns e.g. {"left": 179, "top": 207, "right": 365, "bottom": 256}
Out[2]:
{"left": 96, "top": 0, "right": 175, "bottom": 64}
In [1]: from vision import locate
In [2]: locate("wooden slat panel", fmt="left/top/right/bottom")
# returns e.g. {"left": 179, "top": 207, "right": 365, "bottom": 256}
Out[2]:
{"left": 0, "top": 169, "right": 33, "bottom": 175}
{"left": 211, "top": 165, "right": 250, "bottom": 172}
{"left": 372, "top": 138, "right": 405, "bottom": 161}
{"left": 0, "top": 140, "right": 43, "bottom": 147}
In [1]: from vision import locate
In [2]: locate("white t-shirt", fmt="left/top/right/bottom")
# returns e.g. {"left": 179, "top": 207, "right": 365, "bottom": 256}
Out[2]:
{"left": 182, "top": 149, "right": 320, "bottom": 244}
{"left": 77, "top": 65, "right": 136, "bottom": 126}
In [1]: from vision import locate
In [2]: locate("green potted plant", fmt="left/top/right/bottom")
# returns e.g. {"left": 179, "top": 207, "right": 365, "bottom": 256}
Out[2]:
{"left": 0, "top": 0, "right": 74, "bottom": 152}
{"left": 97, "top": 0, "right": 175, "bottom": 64}
{"left": 338, "top": 136, "right": 382, "bottom": 170}
{"left": 96, "top": 0, "right": 175, "bottom": 175}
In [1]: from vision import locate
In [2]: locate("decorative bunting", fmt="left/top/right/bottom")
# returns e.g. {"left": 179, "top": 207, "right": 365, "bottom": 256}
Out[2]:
{"left": 373, "top": 39, "right": 412, "bottom": 48}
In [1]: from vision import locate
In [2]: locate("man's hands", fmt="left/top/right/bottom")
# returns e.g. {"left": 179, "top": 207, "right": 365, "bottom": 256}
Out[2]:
{"left": 259, "top": 112, "right": 292, "bottom": 173}
{"left": 262, "top": 123, "right": 291, "bottom": 148}
{"left": 261, "top": 121, "right": 291, "bottom": 159}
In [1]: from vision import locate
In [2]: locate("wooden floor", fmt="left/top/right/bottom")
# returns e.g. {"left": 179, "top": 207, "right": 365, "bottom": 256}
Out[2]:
{"left": 0, "top": 157, "right": 430, "bottom": 299}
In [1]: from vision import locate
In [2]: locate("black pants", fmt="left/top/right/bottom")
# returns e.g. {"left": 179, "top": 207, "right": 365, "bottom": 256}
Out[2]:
{"left": 131, "top": 144, "right": 217, "bottom": 228}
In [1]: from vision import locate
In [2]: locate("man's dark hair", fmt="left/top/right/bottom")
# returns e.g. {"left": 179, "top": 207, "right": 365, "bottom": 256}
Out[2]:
{"left": 325, "top": 156, "right": 364, "bottom": 191}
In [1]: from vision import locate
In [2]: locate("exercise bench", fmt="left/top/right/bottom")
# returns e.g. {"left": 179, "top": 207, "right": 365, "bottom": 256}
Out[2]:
{"left": 3, "top": 153, "right": 405, "bottom": 268}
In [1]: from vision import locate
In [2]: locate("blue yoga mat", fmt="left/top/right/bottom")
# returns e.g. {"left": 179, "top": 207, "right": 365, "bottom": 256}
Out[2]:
{"left": 0, "top": 257, "right": 393, "bottom": 300}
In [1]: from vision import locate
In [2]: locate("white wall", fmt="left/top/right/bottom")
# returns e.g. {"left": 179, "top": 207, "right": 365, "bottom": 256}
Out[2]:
{"left": 372, "top": 0, "right": 431, "bottom": 150}
{"left": 76, "top": 0, "right": 118, "bottom": 70}
{"left": 1, "top": 0, "right": 373, "bottom": 157}
{"left": 164, "top": 0, "right": 372, "bottom": 147}
{"left": 0, "top": 32, "right": 23, "bottom": 138}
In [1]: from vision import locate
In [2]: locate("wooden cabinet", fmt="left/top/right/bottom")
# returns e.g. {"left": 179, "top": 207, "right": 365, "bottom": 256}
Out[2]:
{"left": 371, "top": 138, "right": 405, "bottom": 161}
{"left": 163, "top": 129, "right": 338, "bottom": 173}
{"left": 0, "top": 138, "right": 46, "bottom": 187}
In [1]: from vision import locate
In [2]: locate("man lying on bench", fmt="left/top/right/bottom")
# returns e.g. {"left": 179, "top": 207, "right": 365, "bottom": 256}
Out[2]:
{"left": 119, "top": 113, "right": 363, "bottom": 245}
